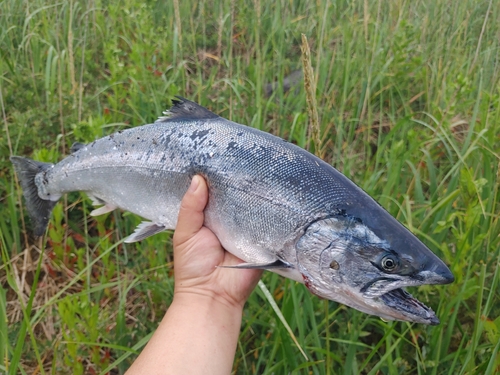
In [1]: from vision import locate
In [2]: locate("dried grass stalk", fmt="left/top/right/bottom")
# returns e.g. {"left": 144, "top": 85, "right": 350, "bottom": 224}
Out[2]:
{"left": 300, "top": 34, "right": 322, "bottom": 158}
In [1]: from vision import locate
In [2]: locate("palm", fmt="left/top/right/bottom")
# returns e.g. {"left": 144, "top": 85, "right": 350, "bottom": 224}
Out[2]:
{"left": 172, "top": 177, "right": 262, "bottom": 308}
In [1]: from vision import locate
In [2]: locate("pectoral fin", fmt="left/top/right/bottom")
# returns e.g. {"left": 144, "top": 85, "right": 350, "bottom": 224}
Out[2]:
{"left": 124, "top": 222, "right": 166, "bottom": 243}
{"left": 218, "top": 259, "right": 292, "bottom": 269}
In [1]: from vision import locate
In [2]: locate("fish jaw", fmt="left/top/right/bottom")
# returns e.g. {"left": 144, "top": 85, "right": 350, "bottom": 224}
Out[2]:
{"left": 296, "top": 216, "right": 453, "bottom": 325}
{"left": 302, "top": 274, "right": 440, "bottom": 324}
{"left": 379, "top": 288, "right": 440, "bottom": 325}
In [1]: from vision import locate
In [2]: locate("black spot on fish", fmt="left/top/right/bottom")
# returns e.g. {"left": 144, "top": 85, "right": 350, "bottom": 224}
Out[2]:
{"left": 190, "top": 129, "right": 210, "bottom": 140}
{"left": 227, "top": 141, "right": 238, "bottom": 150}
{"left": 189, "top": 129, "right": 211, "bottom": 150}
{"left": 237, "top": 132, "right": 243, "bottom": 136}
{"left": 160, "top": 133, "right": 172, "bottom": 146}
{"left": 42, "top": 171, "right": 49, "bottom": 184}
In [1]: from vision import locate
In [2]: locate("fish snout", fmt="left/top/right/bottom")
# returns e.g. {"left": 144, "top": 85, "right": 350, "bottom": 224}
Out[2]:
{"left": 418, "top": 258, "right": 454, "bottom": 285}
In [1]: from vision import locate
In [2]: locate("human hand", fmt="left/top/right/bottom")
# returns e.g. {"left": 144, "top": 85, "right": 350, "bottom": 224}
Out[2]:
{"left": 172, "top": 175, "right": 262, "bottom": 309}
{"left": 126, "top": 175, "right": 261, "bottom": 375}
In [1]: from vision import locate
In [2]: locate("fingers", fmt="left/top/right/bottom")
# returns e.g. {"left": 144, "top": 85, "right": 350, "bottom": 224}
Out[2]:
{"left": 174, "top": 176, "right": 208, "bottom": 246}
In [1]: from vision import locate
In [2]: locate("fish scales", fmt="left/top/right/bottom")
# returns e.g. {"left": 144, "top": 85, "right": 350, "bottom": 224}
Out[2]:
{"left": 51, "top": 118, "right": 353, "bottom": 273}
{"left": 11, "top": 97, "right": 454, "bottom": 324}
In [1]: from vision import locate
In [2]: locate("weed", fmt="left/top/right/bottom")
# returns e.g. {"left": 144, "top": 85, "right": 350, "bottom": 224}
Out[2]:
{"left": 1, "top": 0, "right": 499, "bottom": 374}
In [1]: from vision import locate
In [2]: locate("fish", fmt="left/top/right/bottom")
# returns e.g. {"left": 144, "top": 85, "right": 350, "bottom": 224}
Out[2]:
{"left": 11, "top": 97, "right": 454, "bottom": 325}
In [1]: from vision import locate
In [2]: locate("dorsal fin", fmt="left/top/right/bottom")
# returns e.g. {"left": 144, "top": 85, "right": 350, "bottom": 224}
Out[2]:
{"left": 155, "top": 96, "right": 219, "bottom": 123}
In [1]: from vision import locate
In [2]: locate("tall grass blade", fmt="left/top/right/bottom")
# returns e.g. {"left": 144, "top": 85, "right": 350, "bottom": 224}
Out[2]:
{"left": 258, "top": 280, "right": 308, "bottom": 361}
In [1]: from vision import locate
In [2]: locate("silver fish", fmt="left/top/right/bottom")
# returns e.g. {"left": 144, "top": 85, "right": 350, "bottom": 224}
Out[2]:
{"left": 11, "top": 97, "right": 454, "bottom": 324}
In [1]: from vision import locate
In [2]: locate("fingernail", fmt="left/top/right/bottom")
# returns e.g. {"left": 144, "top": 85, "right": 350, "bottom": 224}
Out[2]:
{"left": 189, "top": 176, "right": 200, "bottom": 192}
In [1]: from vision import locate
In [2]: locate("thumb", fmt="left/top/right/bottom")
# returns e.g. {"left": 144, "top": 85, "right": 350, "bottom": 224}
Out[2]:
{"left": 173, "top": 175, "right": 208, "bottom": 245}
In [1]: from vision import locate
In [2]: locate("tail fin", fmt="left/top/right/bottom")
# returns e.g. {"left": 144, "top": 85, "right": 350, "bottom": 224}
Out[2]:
{"left": 10, "top": 156, "right": 58, "bottom": 237}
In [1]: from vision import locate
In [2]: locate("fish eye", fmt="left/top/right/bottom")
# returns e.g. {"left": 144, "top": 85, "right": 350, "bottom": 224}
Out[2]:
{"left": 381, "top": 255, "right": 398, "bottom": 272}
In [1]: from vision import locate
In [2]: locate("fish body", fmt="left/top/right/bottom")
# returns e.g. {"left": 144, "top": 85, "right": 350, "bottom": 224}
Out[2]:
{"left": 11, "top": 97, "right": 454, "bottom": 324}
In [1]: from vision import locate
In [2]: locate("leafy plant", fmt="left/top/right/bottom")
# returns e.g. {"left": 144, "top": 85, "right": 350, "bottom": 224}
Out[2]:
{"left": 1, "top": 0, "right": 499, "bottom": 374}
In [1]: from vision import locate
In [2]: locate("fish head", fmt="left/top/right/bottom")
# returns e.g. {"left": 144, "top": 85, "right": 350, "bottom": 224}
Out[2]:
{"left": 296, "top": 214, "right": 454, "bottom": 325}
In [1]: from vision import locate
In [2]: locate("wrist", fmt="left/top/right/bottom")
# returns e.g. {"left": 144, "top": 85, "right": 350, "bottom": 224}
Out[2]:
{"left": 127, "top": 283, "right": 244, "bottom": 374}
{"left": 173, "top": 288, "right": 246, "bottom": 315}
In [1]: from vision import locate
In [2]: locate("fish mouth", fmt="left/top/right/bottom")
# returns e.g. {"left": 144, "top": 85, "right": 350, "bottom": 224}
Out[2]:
{"left": 379, "top": 288, "right": 439, "bottom": 325}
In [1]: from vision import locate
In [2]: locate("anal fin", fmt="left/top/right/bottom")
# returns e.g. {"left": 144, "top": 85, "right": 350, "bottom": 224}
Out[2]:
{"left": 218, "top": 259, "right": 292, "bottom": 270}
{"left": 124, "top": 221, "right": 166, "bottom": 243}
{"left": 87, "top": 193, "right": 105, "bottom": 206}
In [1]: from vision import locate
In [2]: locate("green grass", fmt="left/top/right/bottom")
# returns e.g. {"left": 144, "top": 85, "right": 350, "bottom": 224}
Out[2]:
{"left": 1, "top": 0, "right": 499, "bottom": 373}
